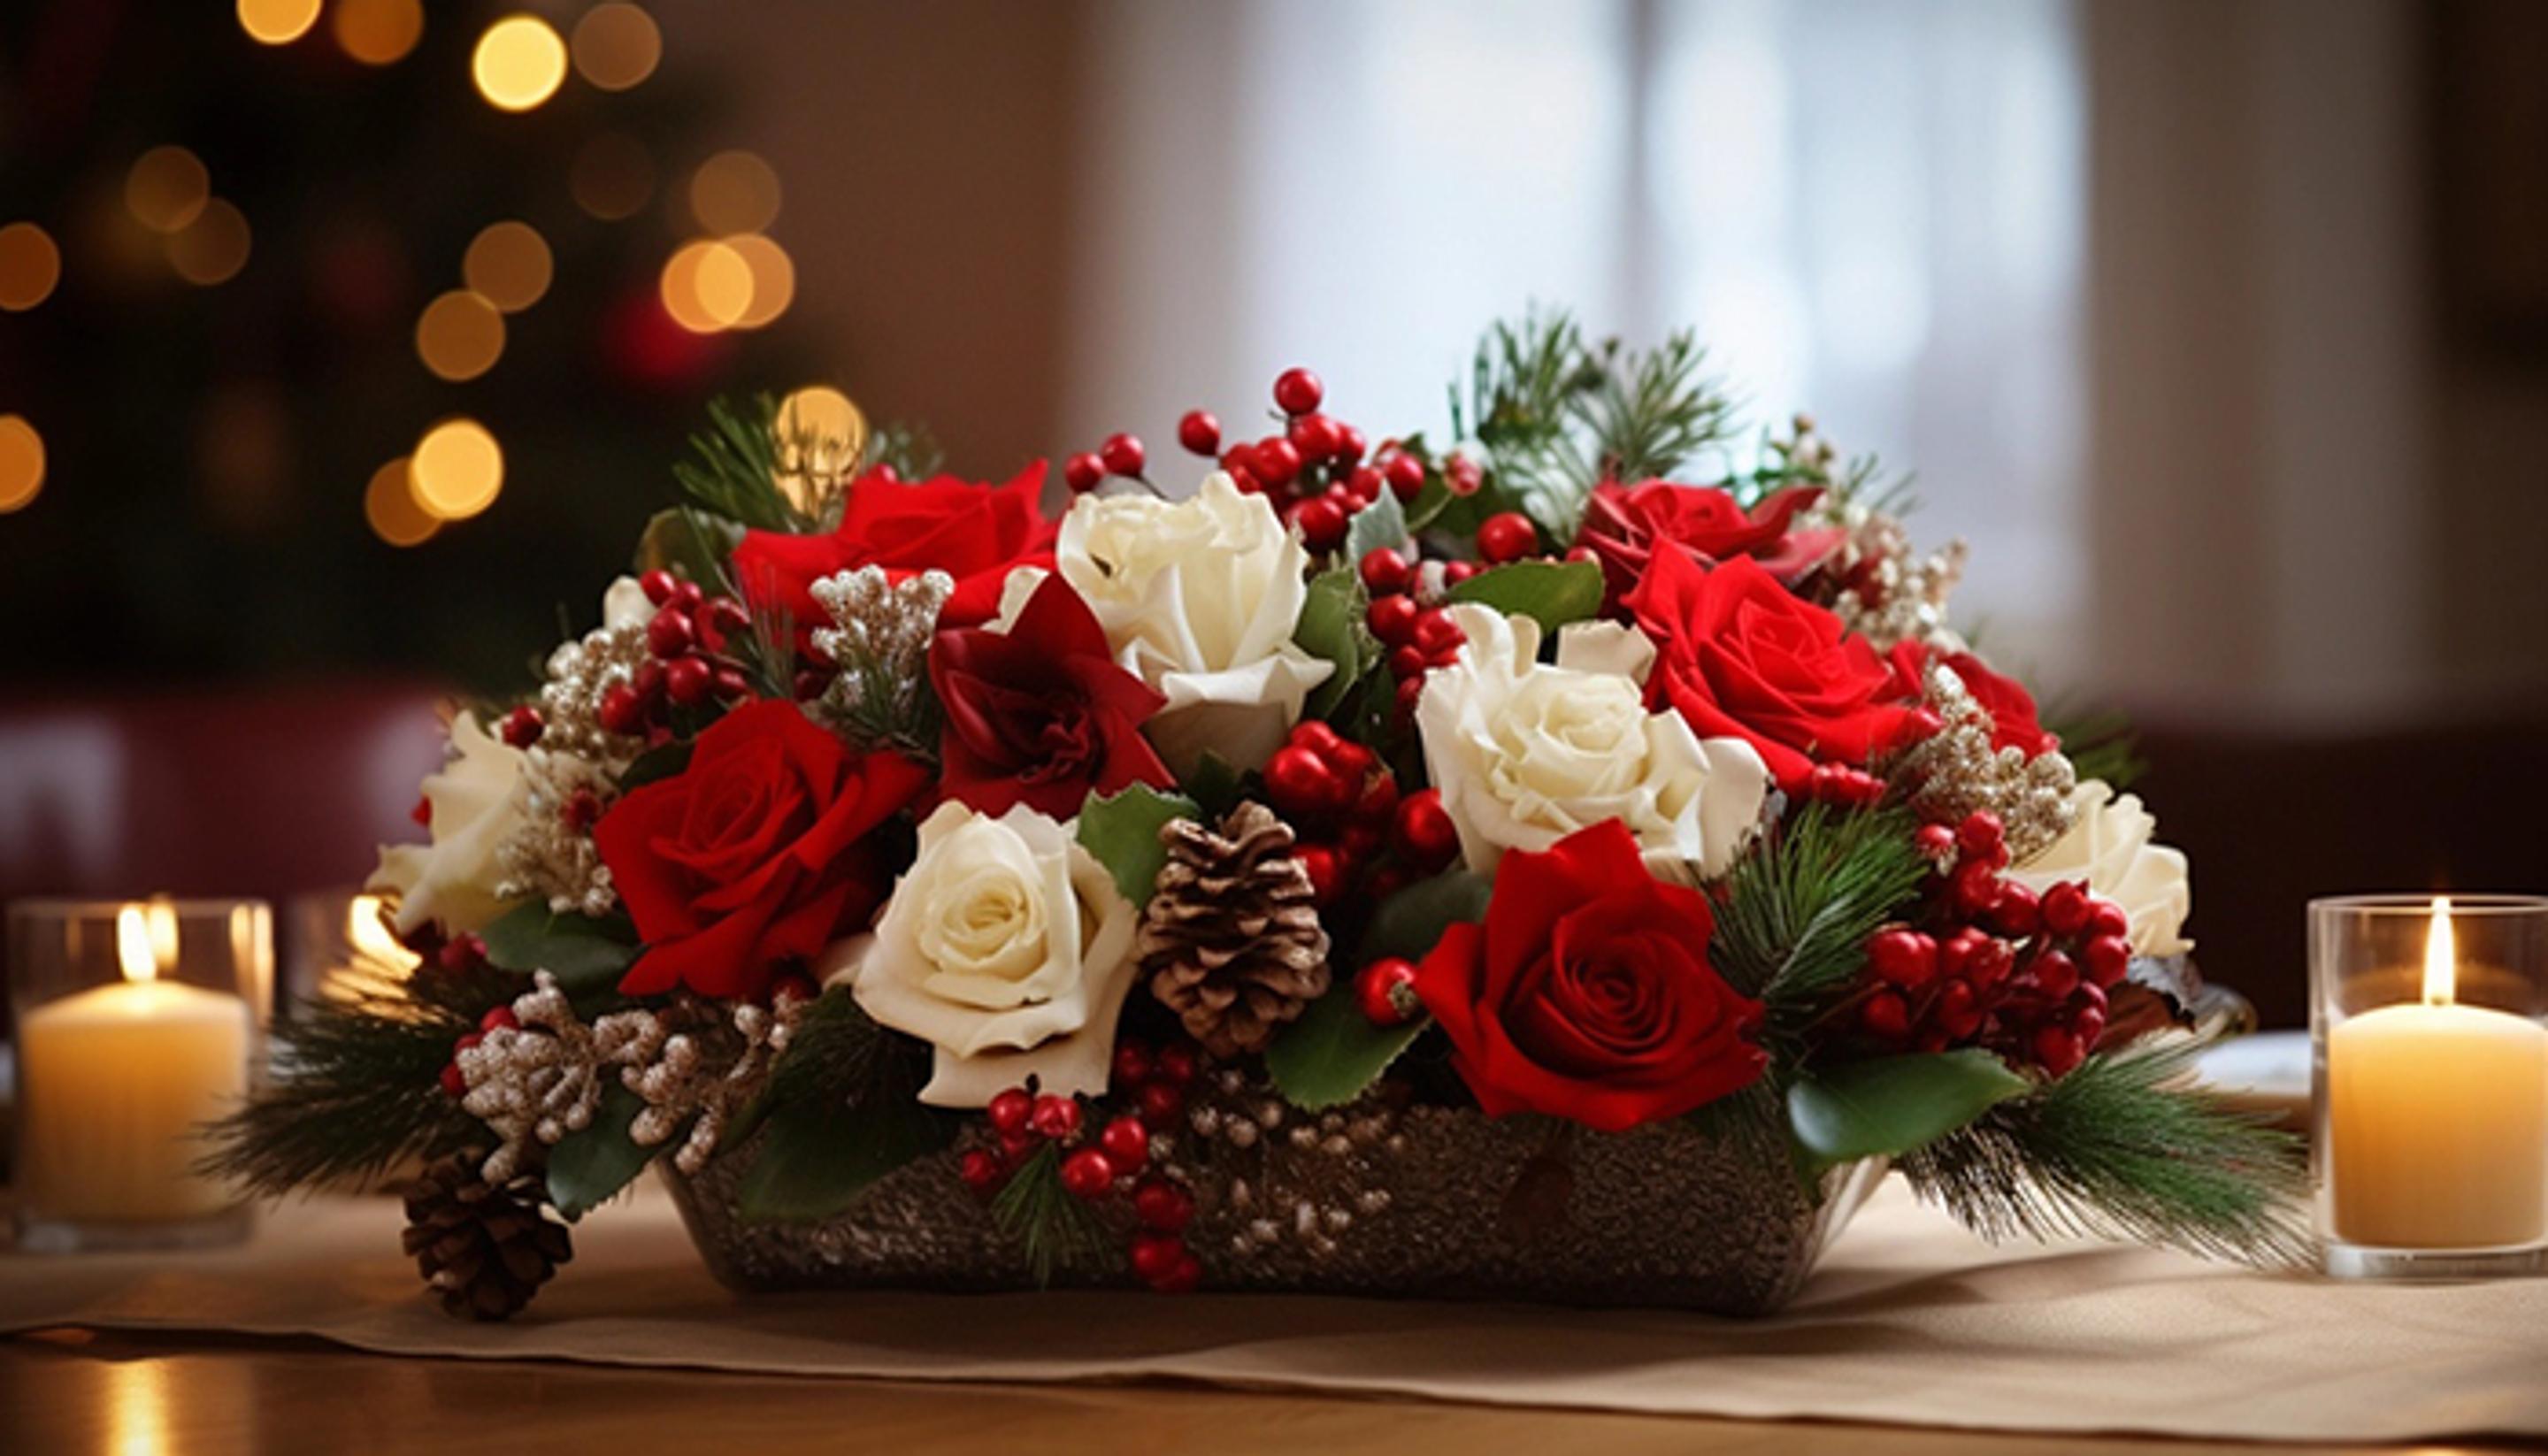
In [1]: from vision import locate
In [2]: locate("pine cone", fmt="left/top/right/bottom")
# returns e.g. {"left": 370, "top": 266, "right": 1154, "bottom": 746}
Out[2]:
{"left": 401, "top": 1152, "right": 574, "bottom": 1322}
{"left": 1139, "top": 801, "right": 1332, "bottom": 1057}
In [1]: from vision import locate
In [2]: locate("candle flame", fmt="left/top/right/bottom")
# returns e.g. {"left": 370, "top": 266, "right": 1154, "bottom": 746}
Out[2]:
{"left": 116, "top": 900, "right": 178, "bottom": 985}
{"left": 2421, "top": 895, "right": 2456, "bottom": 1006}
{"left": 346, "top": 894, "right": 411, "bottom": 965}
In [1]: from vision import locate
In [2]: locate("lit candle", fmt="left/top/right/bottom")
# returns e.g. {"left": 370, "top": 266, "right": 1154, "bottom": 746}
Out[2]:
{"left": 2328, "top": 897, "right": 2548, "bottom": 1248}
{"left": 17, "top": 902, "right": 257, "bottom": 1223}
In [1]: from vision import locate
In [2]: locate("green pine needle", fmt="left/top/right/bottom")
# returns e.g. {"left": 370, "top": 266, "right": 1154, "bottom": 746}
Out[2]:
{"left": 989, "top": 1142, "right": 1111, "bottom": 1286}
{"left": 1896, "top": 1035, "right": 2312, "bottom": 1268}
{"left": 674, "top": 395, "right": 802, "bottom": 533}
{"left": 1578, "top": 329, "right": 1732, "bottom": 488}
{"left": 1713, "top": 802, "right": 1930, "bottom": 1034}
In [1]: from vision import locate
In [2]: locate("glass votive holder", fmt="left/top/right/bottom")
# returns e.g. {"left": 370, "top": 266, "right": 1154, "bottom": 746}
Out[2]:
{"left": 283, "top": 888, "right": 421, "bottom": 1015}
{"left": 2311, "top": 893, "right": 2548, "bottom": 1279}
{"left": 7, "top": 896, "right": 272, "bottom": 1253}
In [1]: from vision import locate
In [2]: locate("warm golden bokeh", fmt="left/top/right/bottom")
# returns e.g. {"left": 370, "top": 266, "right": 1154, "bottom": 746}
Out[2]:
{"left": 571, "top": 3, "right": 662, "bottom": 92}
{"left": 235, "top": 0, "right": 320, "bottom": 45}
{"left": 472, "top": 15, "right": 569, "bottom": 113}
{"left": 0, "top": 415, "right": 45, "bottom": 514}
{"left": 362, "top": 457, "right": 440, "bottom": 546}
{"left": 165, "top": 199, "right": 252, "bottom": 286}
{"left": 332, "top": 0, "right": 426, "bottom": 67}
{"left": 0, "top": 224, "right": 62, "bottom": 311}
{"left": 410, "top": 418, "right": 503, "bottom": 520}
{"left": 659, "top": 239, "right": 755, "bottom": 333}
{"left": 687, "top": 150, "right": 782, "bottom": 235}
{"left": 124, "top": 147, "right": 211, "bottom": 235}
{"left": 571, "top": 134, "right": 656, "bottom": 221}
{"left": 725, "top": 233, "right": 795, "bottom": 329}
{"left": 415, "top": 291, "right": 508, "bottom": 382}
{"left": 462, "top": 221, "right": 553, "bottom": 313}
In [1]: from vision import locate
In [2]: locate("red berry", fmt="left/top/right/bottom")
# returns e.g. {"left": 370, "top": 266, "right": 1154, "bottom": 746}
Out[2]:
{"left": 1225, "top": 464, "right": 1262, "bottom": 494}
{"left": 703, "top": 596, "right": 752, "bottom": 640}
{"left": 1355, "top": 958, "right": 1422, "bottom": 1026}
{"left": 479, "top": 1005, "right": 520, "bottom": 1033}
{"left": 597, "top": 683, "right": 647, "bottom": 736}
{"left": 1253, "top": 436, "right": 1302, "bottom": 487}
{"left": 1059, "top": 1146, "right": 1116, "bottom": 1199}
{"left": 2072, "top": 1005, "right": 2107, "bottom": 1046}
{"left": 1955, "top": 810, "right": 2007, "bottom": 859}
{"left": 960, "top": 1148, "right": 1005, "bottom": 1195}
{"left": 639, "top": 569, "right": 678, "bottom": 606}
{"left": 2028, "top": 948, "right": 2081, "bottom": 998}
{"left": 986, "top": 1087, "right": 1033, "bottom": 1137}
{"left": 997, "top": 1127, "right": 1038, "bottom": 1164}
{"left": 2084, "top": 899, "right": 2130, "bottom": 941}
{"left": 1150, "top": 1251, "right": 1203, "bottom": 1294}
{"left": 1476, "top": 511, "right": 1538, "bottom": 564}
{"left": 1949, "top": 858, "right": 2000, "bottom": 916}
{"left": 1987, "top": 881, "right": 2042, "bottom": 938}
{"left": 1359, "top": 548, "right": 1412, "bottom": 595}
{"left": 1219, "top": 444, "right": 1255, "bottom": 477}
{"left": 454, "top": 1031, "right": 483, "bottom": 1055}
{"left": 2032, "top": 1025, "right": 2086, "bottom": 1077}
{"left": 1383, "top": 453, "right": 1424, "bottom": 501}
{"left": 1335, "top": 424, "right": 1367, "bottom": 464}
{"left": 1272, "top": 366, "right": 1324, "bottom": 416}
{"left": 1345, "top": 465, "right": 1385, "bottom": 504}
{"left": 562, "top": 787, "right": 602, "bottom": 832}
{"left": 1938, "top": 926, "right": 1988, "bottom": 980}
{"left": 665, "top": 655, "right": 713, "bottom": 706}
{"left": 1934, "top": 978, "right": 1983, "bottom": 1038}
{"left": 1393, "top": 676, "right": 1426, "bottom": 718}
{"left": 631, "top": 659, "right": 666, "bottom": 703}
{"left": 1153, "top": 1043, "right": 1198, "bottom": 1085}
{"left": 1895, "top": 706, "right": 1947, "bottom": 747}
{"left": 670, "top": 579, "right": 703, "bottom": 612}
{"left": 1393, "top": 788, "right": 1460, "bottom": 870}
{"left": 1412, "top": 609, "right": 1464, "bottom": 658}
{"left": 1867, "top": 928, "right": 1939, "bottom": 988}
{"left": 1965, "top": 936, "right": 2015, "bottom": 986}
{"left": 713, "top": 664, "right": 750, "bottom": 700}
{"left": 1387, "top": 645, "right": 1427, "bottom": 681}
{"left": 1367, "top": 593, "right": 1420, "bottom": 646}
{"left": 1442, "top": 560, "right": 1480, "bottom": 585}
{"left": 1137, "top": 1078, "right": 1186, "bottom": 1130}
{"left": 647, "top": 606, "right": 696, "bottom": 659}
{"left": 1098, "top": 432, "right": 1147, "bottom": 478}
{"left": 1063, "top": 452, "right": 1105, "bottom": 494}
{"left": 498, "top": 705, "right": 545, "bottom": 747}
{"left": 1287, "top": 412, "right": 1341, "bottom": 462}
{"left": 1178, "top": 410, "right": 1221, "bottom": 456}
{"left": 1132, "top": 1176, "right": 1194, "bottom": 1233}
{"left": 438, "top": 933, "right": 488, "bottom": 974}
{"left": 1295, "top": 495, "right": 1347, "bottom": 552}
{"left": 1028, "top": 1092, "right": 1082, "bottom": 1141}
{"left": 1295, "top": 844, "right": 1342, "bottom": 903}
{"left": 1352, "top": 770, "right": 1400, "bottom": 824}
{"left": 793, "top": 667, "right": 833, "bottom": 701}
{"left": 439, "top": 1061, "right": 466, "bottom": 1099}
{"left": 1129, "top": 1230, "right": 1184, "bottom": 1284}
{"left": 1111, "top": 1039, "right": 1153, "bottom": 1087}
{"left": 1861, "top": 990, "right": 1913, "bottom": 1039}
{"left": 1327, "top": 738, "right": 1375, "bottom": 783}
{"left": 1265, "top": 746, "right": 1341, "bottom": 816}
{"left": 1100, "top": 1115, "right": 1151, "bottom": 1169}
{"left": 2040, "top": 880, "right": 2092, "bottom": 938}
{"left": 2082, "top": 934, "right": 2132, "bottom": 988}
{"left": 1290, "top": 719, "right": 1346, "bottom": 759}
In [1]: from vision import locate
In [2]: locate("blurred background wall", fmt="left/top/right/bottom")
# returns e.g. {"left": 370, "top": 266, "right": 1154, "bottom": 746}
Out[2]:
{"left": 4, "top": 0, "right": 2546, "bottom": 1023}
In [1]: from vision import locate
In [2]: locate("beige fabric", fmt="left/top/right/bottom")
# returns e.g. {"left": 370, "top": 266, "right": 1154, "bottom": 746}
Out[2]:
{"left": 2, "top": 1178, "right": 2541, "bottom": 1444}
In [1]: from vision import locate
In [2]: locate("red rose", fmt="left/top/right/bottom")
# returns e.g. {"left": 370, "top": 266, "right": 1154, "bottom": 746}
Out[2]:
{"left": 1577, "top": 479, "right": 1839, "bottom": 606}
{"left": 731, "top": 462, "right": 1057, "bottom": 636}
{"left": 1411, "top": 819, "right": 1765, "bottom": 1131}
{"left": 930, "top": 574, "right": 1174, "bottom": 818}
{"left": 1885, "top": 641, "right": 2059, "bottom": 758}
{"left": 598, "top": 701, "right": 928, "bottom": 999}
{"left": 1626, "top": 550, "right": 1917, "bottom": 793}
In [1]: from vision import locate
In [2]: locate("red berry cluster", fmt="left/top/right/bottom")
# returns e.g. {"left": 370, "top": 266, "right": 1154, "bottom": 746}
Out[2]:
{"left": 1261, "top": 722, "right": 1456, "bottom": 907}
{"left": 577, "top": 571, "right": 758, "bottom": 739}
{"left": 1360, "top": 547, "right": 1473, "bottom": 722}
{"left": 1853, "top": 811, "right": 2133, "bottom": 1078}
{"left": 1176, "top": 366, "right": 1411, "bottom": 555}
{"left": 960, "top": 1050, "right": 1203, "bottom": 1293}
{"left": 437, "top": 1000, "right": 519, "bottom": 1099}
{"left": 1062, "top": 432, "right": 1149, "bottom": 494}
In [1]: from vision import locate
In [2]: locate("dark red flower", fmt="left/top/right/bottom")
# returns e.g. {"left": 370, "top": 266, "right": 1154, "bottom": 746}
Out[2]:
{"left": 598, "top": 701, "right": 928, "bottom": 999}
{"left": 731, "top": 462, "right": 1056, "bottom": 638}
{"left": 1410, "top": 819, "right": 1765, "bottom": 1131}
{"left": 930, "top": 575, "right": 1174, "bottom": 818}
{"left": 1626, "top": 551, "right": 1918, "bottom": 793}
{"left": 1576, "top": 479, "right": 1839, "bottom": 606}
{"left": 1886, "top": 640, "right": 2059, "bottom": 758}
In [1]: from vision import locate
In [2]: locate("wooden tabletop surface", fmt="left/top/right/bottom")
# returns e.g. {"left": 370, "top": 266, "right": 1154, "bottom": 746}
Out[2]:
{"left": 4, "top": 1327, "right": 2536, "bottom": 1456}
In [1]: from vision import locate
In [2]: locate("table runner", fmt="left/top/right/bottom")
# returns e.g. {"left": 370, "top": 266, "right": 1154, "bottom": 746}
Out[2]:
{"left": 4, "top": 1177, "right": 2541, "bottom": 1444}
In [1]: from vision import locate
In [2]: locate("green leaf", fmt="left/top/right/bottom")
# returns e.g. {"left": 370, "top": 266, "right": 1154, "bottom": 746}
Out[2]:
{"left": 1264, "top": 981, "right": 1431, "bottom": 1112}
{"left": 1182, "top": 750, "right": 1245, "bottom": 821}
{"left": 1076, "top": 783, "right": 1201, "bottom": 906}
{"left": 635, "top": 507, "right": 743, "bottom": 588}
{"left": 1787, "top": 1051, "right": 2030, "bottom": 1172}
{"left": 736, "top": 1095, "right": 949, "bottom": 1224}
{"left": 1343, "top": 490, "right": 1409, "bottom": 564}
{"left": 1293, "top": 566, "right": 1374, "bottom": 718}
{"left": 1447, "top": 558, "right": 1604, "bottom": 633}
{"left": 477, "top": 901, "right": 641, "bottom": 997}
{"left": 1355, "top": 869, "right": 1493, "bottom": 964}
{"left": 616, "top": 740, "right": 693, "bottom": 793}
{"left": 546, "top": 1084, "right": 657, "bottom": 1220}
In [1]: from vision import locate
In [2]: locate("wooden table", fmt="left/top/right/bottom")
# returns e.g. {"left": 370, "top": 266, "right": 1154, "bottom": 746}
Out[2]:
{"left": 4, "top": 1328, "right": 2534, "bottom": 1455}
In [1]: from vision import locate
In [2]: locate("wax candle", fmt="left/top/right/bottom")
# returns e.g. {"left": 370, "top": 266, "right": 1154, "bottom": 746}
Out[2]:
{"left": 2327, "top": 898, "right": 2548, "bottom": 1249}
{"left": 16, "top": 904, "right": 255, "bottom": 1223}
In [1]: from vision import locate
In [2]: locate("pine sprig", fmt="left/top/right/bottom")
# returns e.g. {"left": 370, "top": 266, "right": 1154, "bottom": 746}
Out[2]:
{"left": 989, "top": 1142, "right": 1111, "bottom": 1286}
{"left": 1578, "top": 329, "right": 1732, "bottom": 487}
{"left": 1712, "top": 802, "right": 1930, "bottom": 1032}
{"left": 674, "top": 395, "right": 802, "bottom": 533}
{"left": 202, "top": 966, "right": 518, "bottom": 1195}
{"left": 2042, "top": 701, "right": 2146, "bottom": 790}
{"left": 1896, "top": 1035, "right": 2311, "bottom": 1267}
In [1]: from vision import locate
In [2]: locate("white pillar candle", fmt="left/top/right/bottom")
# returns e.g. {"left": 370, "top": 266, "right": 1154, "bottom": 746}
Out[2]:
{"left": 2328, "top": 898, "right": 2548, "bottom": 1249}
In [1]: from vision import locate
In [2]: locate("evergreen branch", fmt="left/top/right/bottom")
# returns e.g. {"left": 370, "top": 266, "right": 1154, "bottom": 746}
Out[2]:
{"left": 989, "top": 1142, "right": 1111, "bottom": 1286}
{"left": 860, "top": 420, "right": 943, "bottom": 483}
{"left": 2043, "top": 702, "right": 2146, "bottom": 791}
{"left": 1896, "top": 1035, "right": 2311, "bottom": 1268}
{"left": 674, "top": 395, "right": 802, "bottom": 533}
{"left": 1714, "top": 802, "right": 1930, "bottom": 1033}
{"left": 1574, "top": 329, "right": 1732, "bottom": 488}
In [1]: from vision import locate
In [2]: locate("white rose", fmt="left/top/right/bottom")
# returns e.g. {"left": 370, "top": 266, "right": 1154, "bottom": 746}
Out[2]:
{"left": 1057, "top": 473, "right": 1332, "bottom": 775}
{"left": 1415, "top": 604, "right": 1770, "bottom": 880}
{"left": 2007, "top": 779, "right": 2193, "bottom": 957}
{"left": 823, "top": 801, "right": 1139, "bottom": 1107}
{"left": 369, "top": 710, "right": 530, "bottom": 937}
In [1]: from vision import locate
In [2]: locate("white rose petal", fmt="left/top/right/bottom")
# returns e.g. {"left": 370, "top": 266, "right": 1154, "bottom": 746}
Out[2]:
{"left": 2008, "top": 779, "right": 2194, "bottom": 957}
{"left": 1058, "top": 473, "right": 1332, "bottom": 775}
{"left": 368, "top": 710, "right": 531, "bottom": 937}
{"left": 825, "top": 801, "right": 1139, "bottom": 1107}
{"left": 1414, "top": 604, "right": 1769, "bottom": 880}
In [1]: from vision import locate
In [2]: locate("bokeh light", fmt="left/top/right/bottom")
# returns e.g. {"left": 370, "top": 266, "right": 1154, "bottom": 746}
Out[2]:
{"left": 125, "top": 147, "right": 210, "bottom": 234}
{"left": 0, "top": 224, "right": 62, "bottom": 311}
{"left": 165, "top": 199, "right": 252, "bottom": 286}
{"left": 411, "top": 418, "right": 503, "bottom": 520}
{"left": 688, "top": 150, "right": 781, "bottom": 235}
{"left": 725, "top": 233, "right": 795, "bottom": 329}
{"left": 333, "top": 0, "right": 425, "bottom": 67}
{"left": 236, "top": 0, "right": 321, "bottom": 45}
{"left": 0, "top": 416, "right": 43, "bottom": 513}
{"left": 415, "top": 290, "right": 507, "bottom": 381}
{"left": 659, "top": 239, "right": 754, "bottom": 333}
{"left": 779, "top": 387, "right": 863, "bottom": 444}
{"left": 363, "top": 457, "right": 440, "bottom": 546}
{"left": 462, "top": 221, "right": 551, "bottom": 312}
{"left": 571, "top": 134, "right": 656, "bottom": 220}
{"left": 572, "top": 4, "right": 661, "bottom": 92}
{"left": 472, "top": 15, "right": 568, "bottom": 113}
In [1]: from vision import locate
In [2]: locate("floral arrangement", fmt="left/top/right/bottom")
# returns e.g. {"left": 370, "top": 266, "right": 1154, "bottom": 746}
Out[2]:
{"left": 213, "top": 314, "right": 2302, "bottom": 1321}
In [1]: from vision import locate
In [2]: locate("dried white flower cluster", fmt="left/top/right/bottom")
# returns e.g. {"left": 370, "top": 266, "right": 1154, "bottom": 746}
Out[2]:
{"left": 1889, "top": 663, "right": 2077, "bottom": 862}
{"left": 1813, "top": 498, "right": 1969, "bottom": 654}
{"left": 625, "top": 992, "right": 802, "bottom": 1176}
{"left": 533, "top": 616, "right": 652, "bottom": 773}
{"left": 495, "top": 747, "right": 618, "bottom": 918}
{"left": 809, "top": 564, "right": 951, "bottom": 742}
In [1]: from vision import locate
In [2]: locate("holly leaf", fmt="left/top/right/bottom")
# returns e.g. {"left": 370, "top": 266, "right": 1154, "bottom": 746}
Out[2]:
{"left": 478, "top": 900, "right": 640, "bottom": 997}
{"left": 545, "top": 1084, "right": 658, "bottom": 1220}
{"left": 1447, "top": 558, "right": 1604, "bottom": 633}
{"left": 1786, "top": 1051, "right": 2030, "bottom": 1172}
{"left": 1355, "top": 869, "right": 1493, "bottom": 964}
{"left": 1076, "top": 783, "right": 1201, "bottom": 906}
{"left": 736, "top": 1095, "right": 949, "bottom": 1224}
{"left": 1343, "top": 490, "right": 1410, "bottom": 564}
{"left": 1264, "top": 981, "right": 1430, "bottom": 1112}
{"left": 1182, "top": 750, "right": 1246, "bottom": 821}
{"left": 1294, "top": 566, "right": 1375, "bottom": 718}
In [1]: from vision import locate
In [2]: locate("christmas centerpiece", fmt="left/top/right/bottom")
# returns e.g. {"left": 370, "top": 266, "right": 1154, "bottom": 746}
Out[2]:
{"left": 211, "top": 313, "right": 2305, "bottom": 1320}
